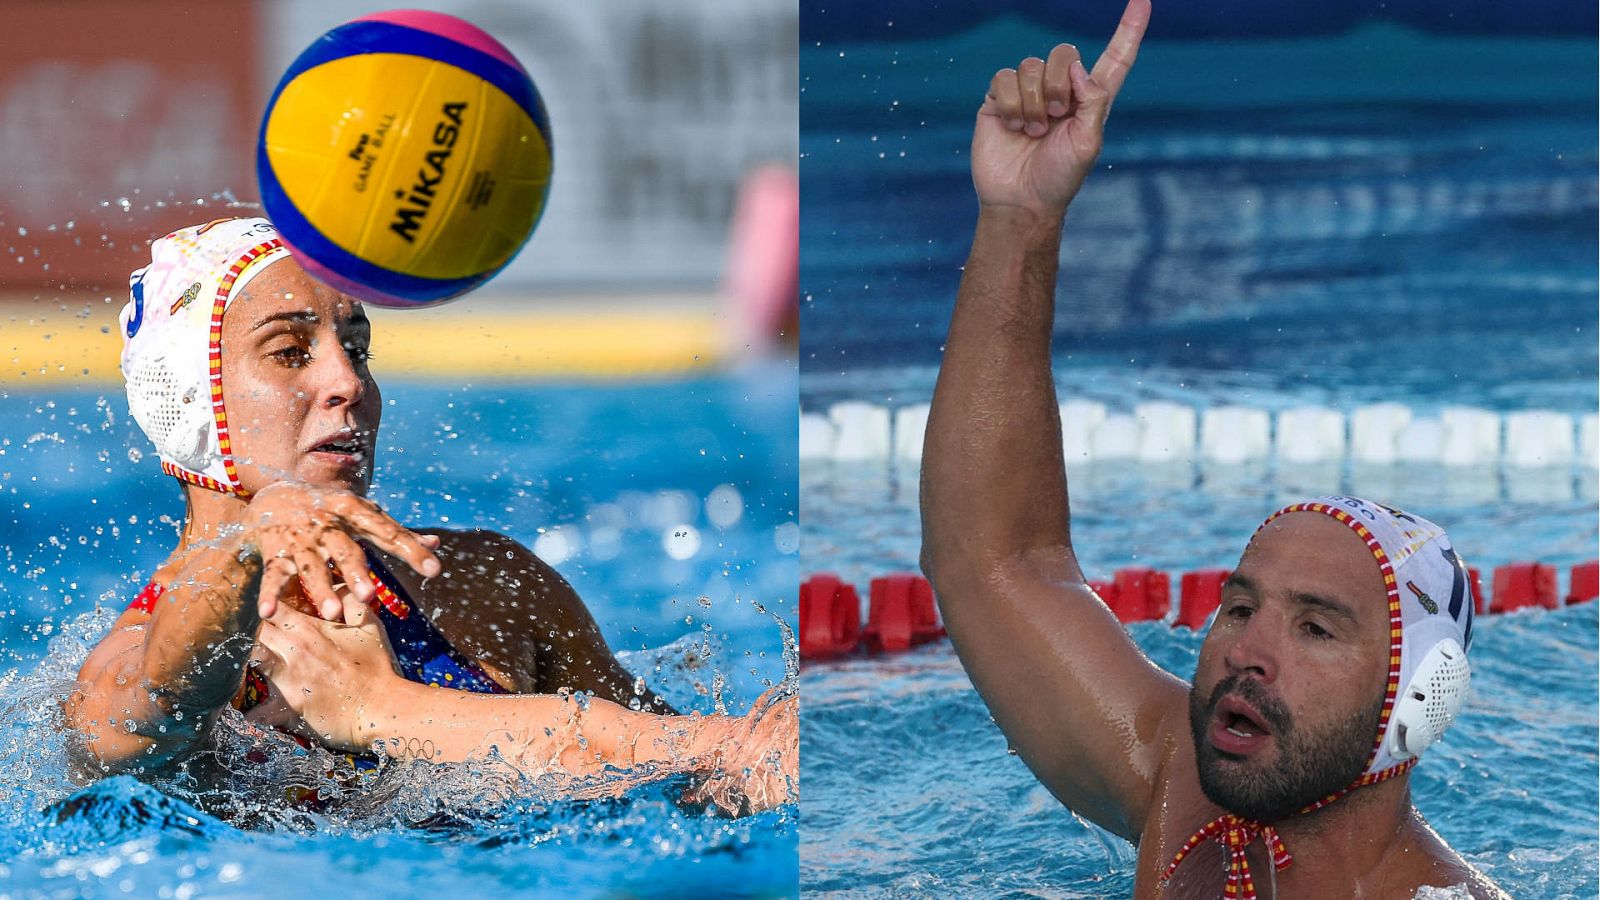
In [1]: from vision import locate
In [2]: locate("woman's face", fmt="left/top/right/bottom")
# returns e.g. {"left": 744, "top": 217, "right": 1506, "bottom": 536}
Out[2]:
{"left": 218, "top": 259, "right": 382, "bottom": 496}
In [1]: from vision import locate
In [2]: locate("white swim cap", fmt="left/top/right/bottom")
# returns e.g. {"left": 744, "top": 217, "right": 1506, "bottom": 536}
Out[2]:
{"left": 1259, "top": 497, "right": 1474, "bottom": 779}
{"left": 120, "top": 217, "right": 291, "bottom": 495}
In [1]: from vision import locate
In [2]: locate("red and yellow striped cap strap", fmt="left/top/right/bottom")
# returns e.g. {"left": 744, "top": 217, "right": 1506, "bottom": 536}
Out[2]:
{"left": 1160, "top": 814, "right": 1292, "bottom": 900}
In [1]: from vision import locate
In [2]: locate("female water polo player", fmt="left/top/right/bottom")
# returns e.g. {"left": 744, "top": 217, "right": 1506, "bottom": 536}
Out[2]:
{"left": 62, "top": 216, "right": 795, "bottom": 815}
{"left": 920, "top": 1, "right": 1505, "bottom": 896}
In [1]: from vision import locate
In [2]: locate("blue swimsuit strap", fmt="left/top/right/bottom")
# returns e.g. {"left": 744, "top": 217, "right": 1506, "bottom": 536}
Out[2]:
{"left": 365, "top": 550, "right": 510, "bottom": 695}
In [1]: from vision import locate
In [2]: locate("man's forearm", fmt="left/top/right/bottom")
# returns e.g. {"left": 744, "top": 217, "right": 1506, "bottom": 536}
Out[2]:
{"left": 922, "top": 206, "right": 1074, "bottom": 584}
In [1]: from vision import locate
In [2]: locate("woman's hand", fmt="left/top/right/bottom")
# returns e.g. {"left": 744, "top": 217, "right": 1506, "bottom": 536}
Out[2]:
{"left": 239, "top": 481, "right": 442, "bottom": 622}
{"left": 245, "top": 601, "right": 402, "bottom": 753}
{"left": 971, "top": 0, "right": 1149, "bottom": 219}
{"left": 686, "top": 688, "right": 799, "bottom": 816}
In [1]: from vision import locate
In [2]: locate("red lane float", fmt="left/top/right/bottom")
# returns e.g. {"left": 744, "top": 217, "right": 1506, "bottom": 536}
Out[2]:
{"left": 1090, "top": 568, "right": 1172, "bottom": 623}
{"left": 862, "top": 573, "right": 946, "bottom": 652}
{"left": 1490, "top": 562, "right": 1558, "bottom": 613}
{"left": 800, "top": 558, "right": 1598, "bottom": 659}
{"left": 1115, "top": 567, "right": 1171, "bottom": 622}
{"left": 1178, "top": 569, "right": 1232, "bottom": 630}
{"left": 799, "top": 573, "right": 861, "bottom": 659}
{"left": 1568, "top": 561, "right": 1598, "bottom": 605}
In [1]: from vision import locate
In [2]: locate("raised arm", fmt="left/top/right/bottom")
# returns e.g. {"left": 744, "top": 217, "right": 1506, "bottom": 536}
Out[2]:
{"left": 919, "top": 0, "right": 1184, "bottom": 840}
{"left": 63, "top": 483, "right": 442, "bottom": 774}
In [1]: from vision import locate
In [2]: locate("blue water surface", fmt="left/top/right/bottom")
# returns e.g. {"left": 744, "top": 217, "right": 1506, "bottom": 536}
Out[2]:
{"left": 0, "top": 365, "right": 799, "bottom": 898}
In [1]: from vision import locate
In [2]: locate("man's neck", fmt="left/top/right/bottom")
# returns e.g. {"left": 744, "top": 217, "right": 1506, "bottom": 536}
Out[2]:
{"left": 1267, "top": 775, "right": 1421, "bottom": 895}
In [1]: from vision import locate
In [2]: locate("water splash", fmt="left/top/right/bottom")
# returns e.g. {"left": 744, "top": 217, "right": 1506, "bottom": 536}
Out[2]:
{"left": 0, "top": 606, "right": 793, "bottom": 846}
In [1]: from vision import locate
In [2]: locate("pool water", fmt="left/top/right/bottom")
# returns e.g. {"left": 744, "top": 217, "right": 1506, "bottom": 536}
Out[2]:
{"left": 0, "top": 365, "right": 799, "bottom": 898}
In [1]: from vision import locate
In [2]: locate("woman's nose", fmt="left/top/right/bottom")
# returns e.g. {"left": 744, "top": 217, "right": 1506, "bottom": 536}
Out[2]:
{"left": 317, "top": 344, "right": 366, "bottom": 408}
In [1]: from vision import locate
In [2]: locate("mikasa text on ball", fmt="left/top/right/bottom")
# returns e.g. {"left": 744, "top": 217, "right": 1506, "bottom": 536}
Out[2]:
{"left": 258, "top": 10, "right": 552, "bottom": 307}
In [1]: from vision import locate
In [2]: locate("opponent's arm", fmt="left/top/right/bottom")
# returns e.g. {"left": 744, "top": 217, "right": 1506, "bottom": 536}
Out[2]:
{"left": 920, "top": 0, "right": 1181, "bottom": 841}
{"left": 63, "top": 483, "right": 442, "bottom": 774}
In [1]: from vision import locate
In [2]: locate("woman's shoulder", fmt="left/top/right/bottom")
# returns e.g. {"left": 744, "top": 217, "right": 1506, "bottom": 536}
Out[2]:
{"left": 414, "top": 527, "right": 526, "bottom": 559}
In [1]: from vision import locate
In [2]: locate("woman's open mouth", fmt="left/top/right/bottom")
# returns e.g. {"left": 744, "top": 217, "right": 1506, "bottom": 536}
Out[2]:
{"left": 307, "top": 435, "right": 368, "bottom": 466}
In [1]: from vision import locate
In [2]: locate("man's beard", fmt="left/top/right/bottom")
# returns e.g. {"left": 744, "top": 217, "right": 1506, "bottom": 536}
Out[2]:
{"left": 1187, "top": 674, "right": 1383, "bottom": 822}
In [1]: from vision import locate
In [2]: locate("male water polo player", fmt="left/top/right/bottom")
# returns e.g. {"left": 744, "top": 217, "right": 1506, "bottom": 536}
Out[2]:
{"left": 919, "top": 1, "right": 1506, "bottom": 896}
{"left": 62, "top": 216, "right": 795, "bottom": 814}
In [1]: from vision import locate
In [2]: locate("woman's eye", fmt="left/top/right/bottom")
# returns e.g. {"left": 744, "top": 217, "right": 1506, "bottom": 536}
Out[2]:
{"left": 345, "top": 344, "right": 373, "bottom": 364}
{"left": 271, "top": 346, "right": 310, "bottom": 367}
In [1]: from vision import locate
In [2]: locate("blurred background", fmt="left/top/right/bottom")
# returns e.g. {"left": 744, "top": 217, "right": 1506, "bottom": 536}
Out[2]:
{"left": 0, "top": 2, "right": 799, "bottom": 896}
{"left": 801, "top": 1, "right": 1594, "bottom": 395}
{"left": 798, "top": 2, "right": 1597, "bottom": 898}
{"left": 3, "top": 0, "right": 798, "bottom": 376}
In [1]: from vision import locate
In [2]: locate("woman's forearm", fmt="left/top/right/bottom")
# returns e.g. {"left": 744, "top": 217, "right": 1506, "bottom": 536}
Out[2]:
{"left": 358, "top": 678, "right": 734, "bottom": 778}
{"left": 132, "top": 540, "right": 263, "bottom": 748}
{"left": 66, "top": 539, "right": 264, "bottom": 773}
{"left": 142, "top": 540, "right": 262, "bottom": 707}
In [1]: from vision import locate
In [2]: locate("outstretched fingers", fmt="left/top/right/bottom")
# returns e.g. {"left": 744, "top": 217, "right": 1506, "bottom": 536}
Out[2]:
{"left": 336, "top": 497, "right": 442, "bottom": 578}
{"left": 257, "top": 555, "right": 298, "bottom": 620}
{"left": 324, "top": 530, "right": 374, "bottom": 604}
{"left": 1089, "top": 0, "right": 1151, "bottom": 102}
{"left": 294, "top": 547, "right": 344, "bottom": 621}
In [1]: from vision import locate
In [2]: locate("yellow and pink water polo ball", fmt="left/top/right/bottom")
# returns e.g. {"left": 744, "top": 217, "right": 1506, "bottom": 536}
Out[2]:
{"left": 257, "top": 10, "right": 552, "bottom": 308}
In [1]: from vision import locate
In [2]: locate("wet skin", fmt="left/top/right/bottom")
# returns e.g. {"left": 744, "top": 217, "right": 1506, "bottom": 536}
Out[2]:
{"left": 217, "top": 261, "right": 383, "bottom": 497}
{"left": 209, "top": 262, "right": 655, "bottom": 702}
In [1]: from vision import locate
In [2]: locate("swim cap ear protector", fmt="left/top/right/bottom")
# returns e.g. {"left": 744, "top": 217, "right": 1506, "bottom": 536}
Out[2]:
{"left": 1389, "top": 637, "right": 1470, "bottom": 760}
{"left": 1258, "top": 496, "right": 1474, "bottom": 778}
{"left": 120, "top": 217, "right": 291, "bottom": 495}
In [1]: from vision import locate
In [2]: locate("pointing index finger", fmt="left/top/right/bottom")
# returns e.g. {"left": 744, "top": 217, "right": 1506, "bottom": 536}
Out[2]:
{"left": 1089, "top": 0, "right": 1151, "bottom": 101}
